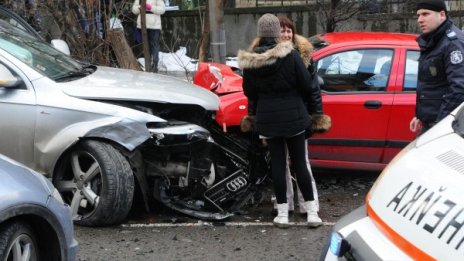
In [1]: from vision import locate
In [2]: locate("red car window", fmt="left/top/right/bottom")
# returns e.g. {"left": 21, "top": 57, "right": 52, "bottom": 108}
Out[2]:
{"left": 404, "top": 50, "right": 419, "bottom": 91}
{"left": 317, "top": 49, "right": 394, "bottom": 92}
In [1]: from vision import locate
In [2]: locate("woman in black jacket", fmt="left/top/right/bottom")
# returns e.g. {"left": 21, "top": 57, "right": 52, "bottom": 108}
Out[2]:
{"left": 238, "top": 13, "right": 318, "bottom": 228}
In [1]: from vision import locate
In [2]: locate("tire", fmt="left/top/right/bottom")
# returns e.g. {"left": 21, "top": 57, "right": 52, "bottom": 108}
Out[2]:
{"left": 53, "top": 140, "right": 134, "bottom": 226}
{"left": 0, "top": 221, "right": 40, "bottom": 261}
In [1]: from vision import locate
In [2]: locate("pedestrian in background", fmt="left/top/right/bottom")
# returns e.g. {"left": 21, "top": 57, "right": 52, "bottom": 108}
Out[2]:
{"left": 132, "top": 0, "right": 165, "bottom": 72}
{"left": 238, "top": 13, "right": 321, "bottom": 228}
{"left": 410, "top": 0, "right": 464, "bottom": 134}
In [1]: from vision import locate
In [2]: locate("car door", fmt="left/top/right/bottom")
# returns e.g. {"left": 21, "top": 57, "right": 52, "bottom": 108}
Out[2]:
{"left": 309, "top": 47, "right": 397, "bottom": 169}
{"left": 0, "top": 58, "right": 36, "bottom": 166}
{"left": 382, "top": 48, "right": 418, "bottom": 163}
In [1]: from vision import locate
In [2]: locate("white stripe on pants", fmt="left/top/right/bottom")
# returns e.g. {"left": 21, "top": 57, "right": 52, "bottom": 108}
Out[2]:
{"left": 273, "top": 139, "right": 319, "bottom": 212}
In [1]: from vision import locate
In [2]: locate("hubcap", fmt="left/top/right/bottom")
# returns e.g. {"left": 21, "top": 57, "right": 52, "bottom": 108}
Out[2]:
{"left": 7, "top": 234, "right": 36, "bottom": 261}
{"left": 55, "top": 151, "right": 102, "bottom": 221}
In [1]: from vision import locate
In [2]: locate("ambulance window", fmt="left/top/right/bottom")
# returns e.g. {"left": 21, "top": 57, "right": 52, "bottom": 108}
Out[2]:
{"left": 455, "top": 105, "right": 464, "bottom": 135}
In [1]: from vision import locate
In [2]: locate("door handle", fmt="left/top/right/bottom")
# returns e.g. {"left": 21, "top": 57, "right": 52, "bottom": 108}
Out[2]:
{"left": 364, "top": 100, "right": 382, "bottom": 109}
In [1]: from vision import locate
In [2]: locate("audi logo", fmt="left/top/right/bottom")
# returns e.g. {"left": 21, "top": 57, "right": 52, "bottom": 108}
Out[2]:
{"left": 226, "top": 176, "right": 248, "bottom": 192}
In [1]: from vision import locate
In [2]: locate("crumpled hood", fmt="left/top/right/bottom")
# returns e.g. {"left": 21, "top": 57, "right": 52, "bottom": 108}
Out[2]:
{"left": 60, "top": 66, "right": 219, "bottom": 111}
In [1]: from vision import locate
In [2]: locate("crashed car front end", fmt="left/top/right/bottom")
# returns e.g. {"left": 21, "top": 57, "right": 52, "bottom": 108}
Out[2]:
{"left": 0, "top": 19, "right": 262, "bottom": 225}
{"left": 110, "top": 100, "right": 253, "bottom": 220}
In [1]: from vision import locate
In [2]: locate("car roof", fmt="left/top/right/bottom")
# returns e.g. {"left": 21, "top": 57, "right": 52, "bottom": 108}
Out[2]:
{"left": 314, "top": 31, "right": 419, "bottom": 49}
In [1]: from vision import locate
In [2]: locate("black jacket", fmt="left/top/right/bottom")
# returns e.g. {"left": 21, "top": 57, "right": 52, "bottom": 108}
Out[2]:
{"left": 416, "top": 18, "right": 464, "bottom": 123}
{"left": 238, "top": 39, "right": 313, "bottom": 137}
{"left": 293, "top": 34, "right": 323, "bottom": 116}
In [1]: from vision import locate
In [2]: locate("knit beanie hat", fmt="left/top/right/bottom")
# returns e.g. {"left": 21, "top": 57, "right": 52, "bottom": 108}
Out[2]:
{"left": 416, "top": 0, "right": 447, "bottom": 13}
{"left": 257, "top": 13, "right": 281, "bottom": 38}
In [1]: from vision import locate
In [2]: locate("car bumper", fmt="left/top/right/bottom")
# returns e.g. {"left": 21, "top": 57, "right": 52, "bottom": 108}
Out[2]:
{"left": 67, "top": 238, "right": 79, "bottom": 261}
{"left": 48, "top": 195, "right": 79, "bottom": 260}
{"left": 320, "top": 205, "right": 412, "bottom": 261}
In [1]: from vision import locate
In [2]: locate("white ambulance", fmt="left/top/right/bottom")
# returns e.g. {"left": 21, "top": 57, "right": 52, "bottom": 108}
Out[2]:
{"left": 320, "top": 102, "right": 464, "bottom": 260}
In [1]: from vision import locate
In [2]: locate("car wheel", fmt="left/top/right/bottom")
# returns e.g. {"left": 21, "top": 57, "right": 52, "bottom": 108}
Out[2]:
{"left": 0, "top": 221, "right": 40, "bottom": 261}
{"left": 54, "top": 140, "right": 134, "bottom": 226}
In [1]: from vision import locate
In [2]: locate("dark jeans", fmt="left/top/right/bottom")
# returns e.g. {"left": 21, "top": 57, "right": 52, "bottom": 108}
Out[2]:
{"left": 147, "top": 29, "right": 160, "bottom": 72}
{"left": 267, "top": 132, "right": 314, "bottom": 204}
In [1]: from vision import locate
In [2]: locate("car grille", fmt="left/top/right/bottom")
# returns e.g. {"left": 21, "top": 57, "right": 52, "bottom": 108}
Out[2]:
{"left": 203, "top": 170, "right": 249, "bottom": 211}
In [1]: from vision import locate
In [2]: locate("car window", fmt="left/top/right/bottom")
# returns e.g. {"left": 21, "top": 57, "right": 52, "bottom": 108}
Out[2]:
{"left": 316, "top": 49, "right": 393, "bottom": 92}
{"left": 404, "top": 50, "right": 419, "bottom": 91}
{"left": 0, "top": 20, "right": 82, "bottom": 80}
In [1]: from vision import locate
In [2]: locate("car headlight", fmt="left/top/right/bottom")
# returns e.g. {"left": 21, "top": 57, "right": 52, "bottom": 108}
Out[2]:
{"left": 329, "top": 232, "right": 351, "bottom": 257}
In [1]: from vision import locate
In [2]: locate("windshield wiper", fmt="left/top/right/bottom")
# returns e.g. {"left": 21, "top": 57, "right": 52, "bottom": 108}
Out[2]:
{"left": 54, "top": 64, "right": 96, "bottom": 82}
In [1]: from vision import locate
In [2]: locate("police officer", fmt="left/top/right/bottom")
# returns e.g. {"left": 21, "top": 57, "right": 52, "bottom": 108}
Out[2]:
{"left": 410, "top": 0, "right": 464, "bottom": 134}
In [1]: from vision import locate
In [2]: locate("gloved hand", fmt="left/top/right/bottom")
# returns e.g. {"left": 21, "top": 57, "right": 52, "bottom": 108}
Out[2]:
{"left": 145, "top": 3, "right": 152, "bottom": 11}
{"left": 240, "top": 115, "right": 255, "bottom": 133}
{"left": 308, "top": 114, "right": 332, "bottom": 135}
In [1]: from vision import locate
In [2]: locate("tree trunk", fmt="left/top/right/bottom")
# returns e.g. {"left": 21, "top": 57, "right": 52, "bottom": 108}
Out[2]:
{"left": 107, "top": 29, "right": 140, "bottom": 70}
{"left": 140, "top": 0, "right": 151, "bottom": 72}
{"left": 198, "top": 1, "right": 210, "bottom": 62}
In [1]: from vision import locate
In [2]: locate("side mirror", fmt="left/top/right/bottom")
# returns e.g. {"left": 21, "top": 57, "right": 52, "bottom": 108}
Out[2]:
{"left": 0, "top": 76, "right": 23, "bottom": 88}
{"left": 51, "top": 39, "right": 70, "bottom": 55}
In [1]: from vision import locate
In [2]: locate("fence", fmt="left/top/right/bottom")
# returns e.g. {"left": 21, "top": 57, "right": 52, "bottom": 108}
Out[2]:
{"left": 235, "top": 0, "right": 310, "bottom": 7}
{"left": 235, "top": 0, "right": 464, "bottom": 13}
{"left": 361, "top": 0, "right": 464, "bottom": 14}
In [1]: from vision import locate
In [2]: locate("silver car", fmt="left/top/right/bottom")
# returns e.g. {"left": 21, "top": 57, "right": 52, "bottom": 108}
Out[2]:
{"left": 0, "top": 154, "right": 78, "bottom": 261}
{"left": 0, "top": 19, "right": 234, "bottom": 226}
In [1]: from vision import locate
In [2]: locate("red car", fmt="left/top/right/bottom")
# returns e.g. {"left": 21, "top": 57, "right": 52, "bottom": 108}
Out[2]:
{"left": 194, "top": 32, "right": 420, "bottom": 171}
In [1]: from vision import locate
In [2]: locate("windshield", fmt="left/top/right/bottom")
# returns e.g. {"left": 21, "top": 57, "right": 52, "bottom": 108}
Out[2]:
{"left": 0, "top": 20, "right": 83, "bottom": 80}
{"left": 454, "top": 103, "right": 464, "bottom": 136}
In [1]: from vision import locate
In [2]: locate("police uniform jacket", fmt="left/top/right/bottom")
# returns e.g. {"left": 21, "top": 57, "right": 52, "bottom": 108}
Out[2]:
{"left": 416, "top": 18, "right": 464, "bottom": 124}
{"left": 237, "top": 38, "right": 312, "bottom": 138}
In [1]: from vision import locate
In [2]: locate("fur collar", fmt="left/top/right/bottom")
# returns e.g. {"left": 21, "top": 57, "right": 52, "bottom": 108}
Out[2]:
{"left": 293, "top": 34, "right": 313, "bottom": 67}
{"left": 238, "top": 40, "right": 294, "bottom": 70}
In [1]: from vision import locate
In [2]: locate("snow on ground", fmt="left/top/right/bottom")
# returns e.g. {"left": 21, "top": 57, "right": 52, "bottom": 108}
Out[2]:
{"left": 137, "top": 47, "right": 238, "bottom": 72}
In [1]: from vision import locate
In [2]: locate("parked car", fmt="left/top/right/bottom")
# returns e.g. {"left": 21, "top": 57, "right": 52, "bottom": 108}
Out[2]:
{"left": 0, "top": 5, "right": 70, "bottom": 55}
{"left": 194, "top": 32, "right": 420, "bottom": 171}
{"left": 319, "top": 101, "right": 464, "bottom": 261}
{"left": 0, "top": 17, "right": 261, "bottom": 226}
{"left": 0, "top": 154, "right": 78, "bottom": 261}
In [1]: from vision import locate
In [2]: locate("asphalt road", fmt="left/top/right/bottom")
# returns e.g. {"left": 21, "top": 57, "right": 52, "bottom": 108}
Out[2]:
{"left": 74, "top": 170, "right": 378, "bottom": 261}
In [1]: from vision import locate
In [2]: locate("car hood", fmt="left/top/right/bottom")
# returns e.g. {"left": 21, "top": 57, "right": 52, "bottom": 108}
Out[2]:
{"left": 60, "top": 66, "right": 219, "bottom": 111}
{"left": 365, "top": 105, "right": 464, "bottom": 260}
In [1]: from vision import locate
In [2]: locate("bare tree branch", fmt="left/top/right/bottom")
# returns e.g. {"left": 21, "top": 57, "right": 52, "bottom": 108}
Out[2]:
{"left": 315, "top": 0, "right": 362, "bottom": 32}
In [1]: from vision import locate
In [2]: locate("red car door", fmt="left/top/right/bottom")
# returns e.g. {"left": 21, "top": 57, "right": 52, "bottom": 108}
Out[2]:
{"left": 383, "top": 48, "right": 419, "bottom": 164}
{"left": 309, "top": 46, "right": 400, "bottom": 170}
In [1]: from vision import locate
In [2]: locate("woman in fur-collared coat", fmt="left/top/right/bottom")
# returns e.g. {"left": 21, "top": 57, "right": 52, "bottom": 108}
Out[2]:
{"left": 237, "top": 13, "right": 319, "bottom": 228}
{"left": 266, "top": 16, "right": 326, "bottom": 226}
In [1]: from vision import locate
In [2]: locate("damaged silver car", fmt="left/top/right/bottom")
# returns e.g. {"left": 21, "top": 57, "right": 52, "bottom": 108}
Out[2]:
{"left": 0, "top": 20, "right": 267, "bottom": 226}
